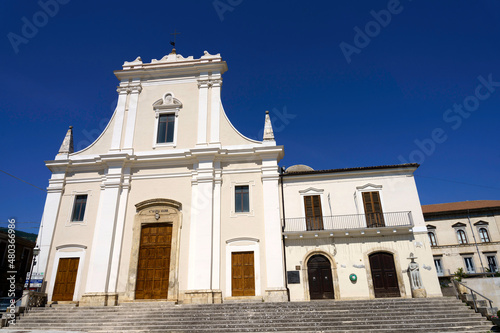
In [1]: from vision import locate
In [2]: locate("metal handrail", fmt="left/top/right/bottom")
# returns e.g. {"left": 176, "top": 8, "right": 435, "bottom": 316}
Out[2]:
{"left": 452, "top": 280, "right": 494, "bottom": 312}
{"left": 283, "top": 211, "right": 413, "bottom": 232}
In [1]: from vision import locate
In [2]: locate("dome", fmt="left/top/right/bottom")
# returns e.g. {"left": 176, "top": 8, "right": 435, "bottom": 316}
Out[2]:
{"left": 285, "top": 164, "right": 314, "bottom": 173}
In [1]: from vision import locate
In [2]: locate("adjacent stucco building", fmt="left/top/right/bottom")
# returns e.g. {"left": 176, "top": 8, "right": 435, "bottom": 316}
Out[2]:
{"left": 282, "top": 164, "right": 441, "bottom": 301}
{"left": 423, "top": 201, "right": 500, "bottom": 278}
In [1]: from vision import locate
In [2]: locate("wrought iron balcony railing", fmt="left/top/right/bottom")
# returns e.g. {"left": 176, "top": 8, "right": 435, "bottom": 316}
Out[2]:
{"left": 283, "top": 211, "right": 413, "bottom": 233}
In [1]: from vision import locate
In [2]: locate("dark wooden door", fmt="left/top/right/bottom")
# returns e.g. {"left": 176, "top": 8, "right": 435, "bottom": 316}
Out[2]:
{"left": 369, "top": 252, "right": 400, "bottom": 298}
{"left": 307, "top": 255, "right": 334, "bottom": 300}
{"left": 52, "top": 258, "right": 79, "bottom": 301}
{"left": 362, "top": 192, "right": 385, "bottom": 228}
{"left": 304, "top": 195, "right": 324, "bottom": 230}
{"left": 135, "top": 223, "right": 172, "bottom": 299}
{"left": 231, "top": 251, "right": 255, "bottom": 296}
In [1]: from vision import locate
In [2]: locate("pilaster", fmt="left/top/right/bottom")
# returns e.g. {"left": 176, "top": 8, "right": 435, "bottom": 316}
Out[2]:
{"left": 197, "top": 74, "right": 210, "bottom": 145}
{"left": 107, "top": 167, "right": 131, "bottom": 293}
{"left": 210, "top": 76, "right": 222, "bottom": 144}
{"left": 211, "top": 163, "right": 222, "bottom": 290}
{"left": 82, "top": 154, "right": 129, "bottom": 305}
{"left": 110, "top": 84, "right": 129, "bottom": 151}
{"left": 261, "top": 153, "right": 287, "bottom": 302}
{"left": 36, "top": 164, "right": 68, "bottom": 284}
{"left": 122, "top": 81, "right": 142, "bottom": 153}
{"left": 187, "top": 150, "right": 219, "bottom": 291}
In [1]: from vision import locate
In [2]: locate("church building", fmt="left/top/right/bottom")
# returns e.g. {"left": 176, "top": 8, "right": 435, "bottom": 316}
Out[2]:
{"left": 34, "top": 49, "right": 441, "bottom": 306}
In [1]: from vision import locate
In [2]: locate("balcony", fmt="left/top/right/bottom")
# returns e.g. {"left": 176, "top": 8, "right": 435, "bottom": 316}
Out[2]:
{"left": 283, "top": 211, "right": 414, "bottom": 239}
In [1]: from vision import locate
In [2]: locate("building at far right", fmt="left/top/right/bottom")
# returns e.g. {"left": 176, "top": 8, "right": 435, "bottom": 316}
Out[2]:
{"left": 422, "top": 200, "right": 500, "bottom": 279}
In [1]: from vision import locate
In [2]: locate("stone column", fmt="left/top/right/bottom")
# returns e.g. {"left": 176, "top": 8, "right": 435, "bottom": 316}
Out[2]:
{"left": 261, "top": 154, "right": 288, "bottom": 302}
{"left": 110, "top": 84, "right": 129, "bottom": 151}
{"left": 210, "top": 76, "right": 222, "bottom": 144}
{"left": 122, "top": 81, "right": 142, "bottom": 153}
{"left": 36, "top": 168, "right": 66, "bottom": 289}
{"left": 197, "top": 75, "right": 209, "bottom": 145}
{"left": 106, "top": 168, "right": 131, "bottom": 294}
{"left": 186, "top": 150, "right": 222, "bottom": 303}
{"left": 211, "top": 163, "right": 222, "bottom": 293}
{"left": 81, "top": 154, "right": 129, "bottom": 306}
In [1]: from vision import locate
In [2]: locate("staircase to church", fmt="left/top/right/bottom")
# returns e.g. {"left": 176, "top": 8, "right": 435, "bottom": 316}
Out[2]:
{"left": 3, "top": 297, "right": 495, "bottom": 333}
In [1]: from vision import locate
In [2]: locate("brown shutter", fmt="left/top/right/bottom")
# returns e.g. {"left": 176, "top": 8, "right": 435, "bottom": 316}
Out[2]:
{"left": 362, "top": 192, "right": 385, "bottom": 227}
{"left": 304, "top": 195, "right": 323, "bottom": 230}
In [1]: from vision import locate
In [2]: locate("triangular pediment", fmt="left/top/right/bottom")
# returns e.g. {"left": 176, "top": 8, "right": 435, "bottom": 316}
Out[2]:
{"left": 426, "top": 224, "right": 436, "bottom": 230}
{"left": 452, "top": 222, "right": 467, "bottom": 228}
{"left": 299, "top": 187, "right": 324, "bottom": 194}
{"left": 474, "top": 220, "right": 489, "bottom": 226}
{"left": 356, "top": 183, "right": 382, "bottom": 190}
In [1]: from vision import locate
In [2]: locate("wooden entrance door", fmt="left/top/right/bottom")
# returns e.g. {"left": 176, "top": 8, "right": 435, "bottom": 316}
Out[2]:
{"left": 135, "top": 223, "right": 172, "bottom": 299}
{"left": 52, "top": 258, "right": 79, "bottom": 301}
{"left": 369, "top": 252, "right": 401, "bottom": 298}
{"left": 307, "top": 255, "right": 334, "bottom": 300}
{"left": 231, "top": 251, "right": 255, "bottom": 296}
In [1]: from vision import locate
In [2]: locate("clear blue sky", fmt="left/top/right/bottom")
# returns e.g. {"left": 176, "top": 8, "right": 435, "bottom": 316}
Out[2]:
{"left": 1, "top": 1, "right": 499, "bottom": 233}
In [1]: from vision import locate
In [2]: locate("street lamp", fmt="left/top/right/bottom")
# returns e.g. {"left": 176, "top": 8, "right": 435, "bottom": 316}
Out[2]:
{"left": 26, "top": 246, "right": 40, "bottom": 292}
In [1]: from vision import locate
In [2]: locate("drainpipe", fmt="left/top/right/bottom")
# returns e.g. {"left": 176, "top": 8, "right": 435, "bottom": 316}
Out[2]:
{"left": 467, "top": 209, "right": 486, "bottom": 275}
{"left": 279, "top": 166, "right": 290, "bottom": 301}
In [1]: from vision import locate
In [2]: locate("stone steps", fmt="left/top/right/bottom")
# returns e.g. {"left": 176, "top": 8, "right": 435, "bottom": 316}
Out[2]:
{"left": 16, "top": 309, "right": 483, "bottom": 321}
{"left": 3, "top": 297, "right": 494, "bottom": 332}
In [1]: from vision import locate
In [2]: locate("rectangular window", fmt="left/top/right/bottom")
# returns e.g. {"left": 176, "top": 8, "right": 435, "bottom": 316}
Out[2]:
{"left": 434, "top": 258, "right": 443, "bottom": 276}
{"left": 487, "top": 255, "right": 498, "bottom": 272}
{"left": 71, "top": 194, "right": 87, "bottom": 222}
{"left": 362, "top": 191, "right": 385, "bottom": 228}
{"left": 235, "top": 185, "right": 249, "bottom": 213}
{"left": 157, "top": 114, "right": 175, "bottom": 143}
{"left": 464, "top": 257, "right": 475, "bottom": 273}
{"left": 304, "top": 195, "right": 323, "bottom": 231}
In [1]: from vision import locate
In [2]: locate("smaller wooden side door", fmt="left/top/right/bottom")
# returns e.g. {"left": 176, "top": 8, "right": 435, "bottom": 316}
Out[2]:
{"left": 307, "top": 255, "right": 334, "bottom": 300}
{"left": 369, "top": 252, "right": 400, "bottom": 298}
{"left": 231, "top": 251, "right": 255, "bottom": 297}
{"left": 52, "top": 258, "right": 79, "bottom": 301}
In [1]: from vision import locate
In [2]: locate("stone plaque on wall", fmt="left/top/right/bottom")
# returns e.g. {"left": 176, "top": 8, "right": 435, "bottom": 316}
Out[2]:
{"left": 287, "top": 271, "right": 300, "bottom": 284}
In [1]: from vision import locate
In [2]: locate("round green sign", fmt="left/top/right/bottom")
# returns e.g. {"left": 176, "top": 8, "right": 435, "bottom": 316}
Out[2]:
{"left": 349, "top": 274, "right": 357, "bottom": 282}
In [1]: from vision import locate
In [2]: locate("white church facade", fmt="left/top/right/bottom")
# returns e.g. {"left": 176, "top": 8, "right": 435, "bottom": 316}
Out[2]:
{"left": 34, "top": 50, "right": 441, "bottom": 306}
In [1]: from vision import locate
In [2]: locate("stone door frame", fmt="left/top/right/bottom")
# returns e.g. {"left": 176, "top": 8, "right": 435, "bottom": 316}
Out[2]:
{"left": 125, "top": 198, "right": 182, "bottom": 302}
{"left": 364, "top": 248, "right": 406, "bottom": 299}
{"left": 301, "top": 250, "right": 339, "bottom": 301}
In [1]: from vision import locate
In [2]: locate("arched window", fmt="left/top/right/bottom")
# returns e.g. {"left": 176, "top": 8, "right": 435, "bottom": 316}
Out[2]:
{"left": 428, "top": 232, "right": 437, "bottom": 246}
{"left": 479, "top": 228, "right": 490, "bottom": 242}
{"left": 457, "top": 230, "right": 468, "bottom": 244}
